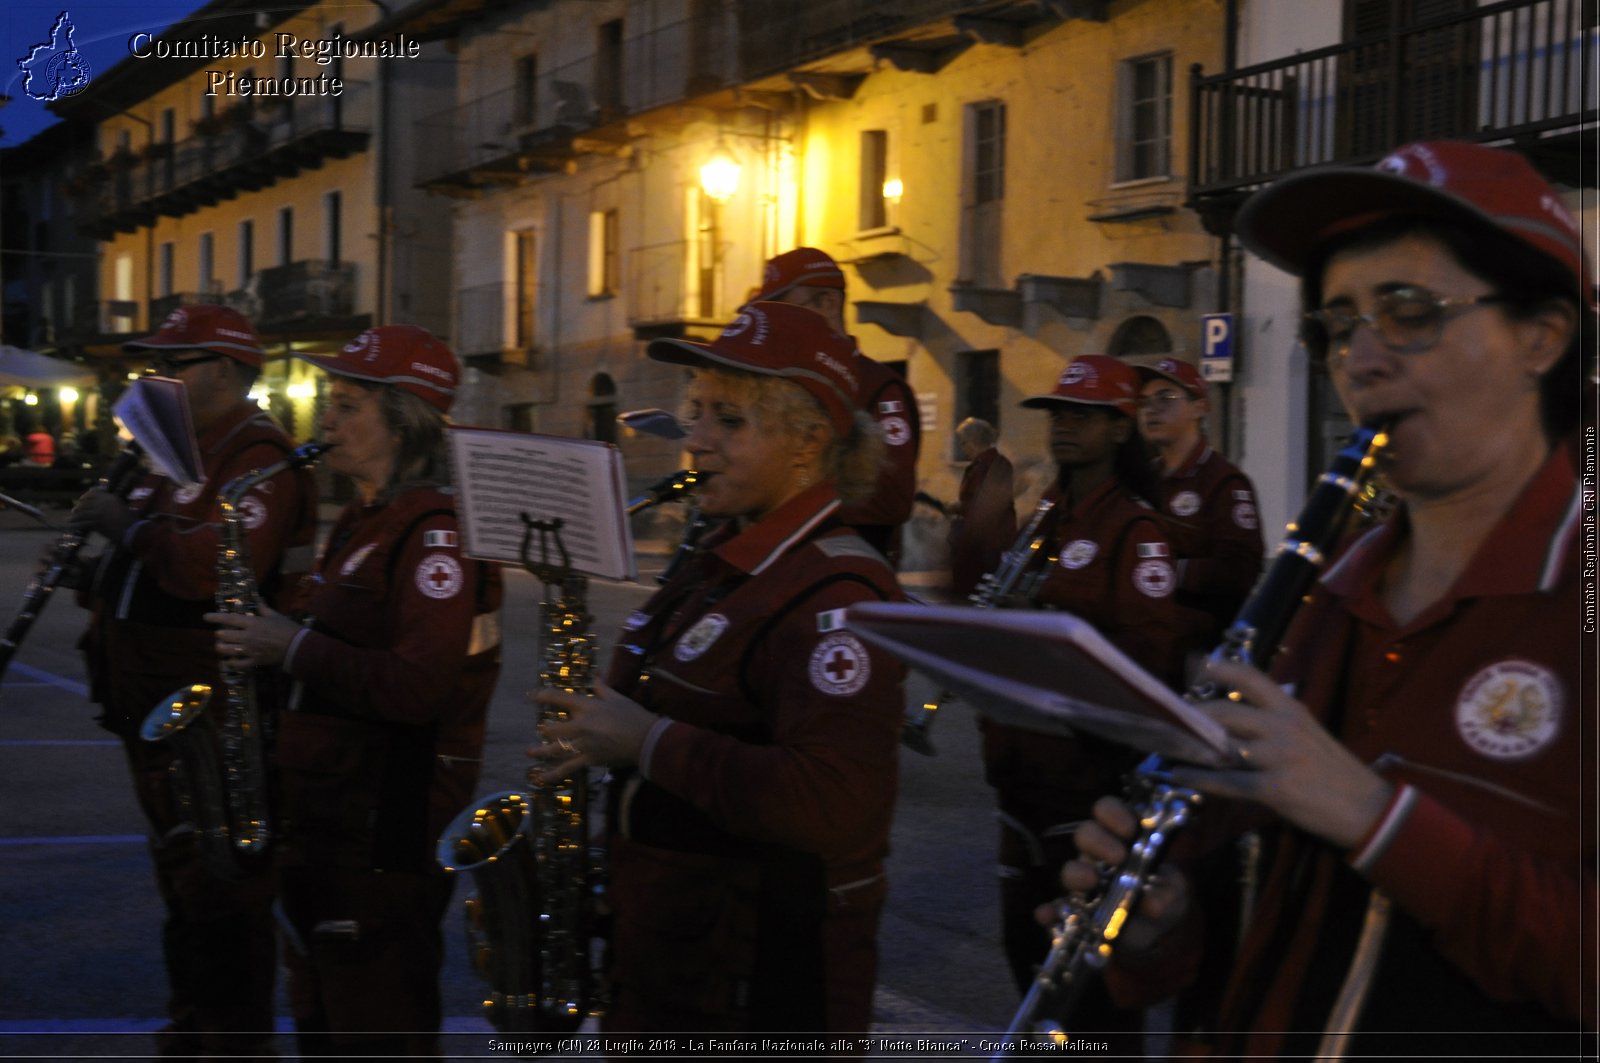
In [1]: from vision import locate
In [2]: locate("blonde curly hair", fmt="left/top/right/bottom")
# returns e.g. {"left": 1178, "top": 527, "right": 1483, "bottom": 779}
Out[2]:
{"left": 684, "top": 368, "right": 884, "bottom": 504}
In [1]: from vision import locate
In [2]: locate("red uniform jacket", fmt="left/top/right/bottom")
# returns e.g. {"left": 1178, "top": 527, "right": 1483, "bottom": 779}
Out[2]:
{"left": 836, "top": 352, "right": 920, "bottom": 559}
{"left": 1180, "top": 448, "right": 1593, "bottom": 1057}
{"left": 276, "top": 485, "right": 503, "bottom": 873}
{"left": 1154, "top": 441, "right": 1265, "bottom": 656}
{"left": 601, "top": 483, "right": 906, "bottom": 1032}
{"left": 981, "top": 476, "right": 1180, "bottom": 828}
{"left": 83, "top": 402, "right": 317, "bottom": 732}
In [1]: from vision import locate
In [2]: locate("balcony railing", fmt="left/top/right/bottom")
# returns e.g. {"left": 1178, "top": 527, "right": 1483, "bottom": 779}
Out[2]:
{"left": 1189, "top": 0, "right": 1596, "bottom": 217}
{"left": 252, "top": 260, "right": 357, "bottom": 326}
{"left": 76, "top": 83, "right": 373, "bottom": 238}
{"left": 415, "top": 14, "right": 734, "bottom": 193}
{"left": 738, "top": 0, "right": 985, "bottom": 78}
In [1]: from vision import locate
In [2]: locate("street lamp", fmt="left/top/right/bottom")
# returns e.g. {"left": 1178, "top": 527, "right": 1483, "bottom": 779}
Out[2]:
{"left": 699, "top": 138, "right": 740, "bottom": 203}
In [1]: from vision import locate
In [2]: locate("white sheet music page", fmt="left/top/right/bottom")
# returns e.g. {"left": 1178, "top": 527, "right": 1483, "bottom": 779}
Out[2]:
{"left": 446, "top": 426, "right": 637, "bottom": 582}
{"left": 111, "top": 376, "right": 203, "bottom": 487}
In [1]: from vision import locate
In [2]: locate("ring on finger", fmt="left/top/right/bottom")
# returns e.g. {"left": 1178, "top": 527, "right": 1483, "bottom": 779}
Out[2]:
{"left": 556, "top": 737, "right": 579, "bottom": 756}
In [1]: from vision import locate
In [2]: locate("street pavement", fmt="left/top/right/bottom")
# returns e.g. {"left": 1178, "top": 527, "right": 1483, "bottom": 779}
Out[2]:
{"left": 0, "top": 507, "right": 1023, "bottom": 1060}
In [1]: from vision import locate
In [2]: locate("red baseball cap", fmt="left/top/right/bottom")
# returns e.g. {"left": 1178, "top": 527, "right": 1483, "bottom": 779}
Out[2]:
{"left": 1136, "top": 357, "right": 1207, "bottom": 400}
{"left": 123, "top": 304, "right": 264, "bottom": 367}
{"left": 296, "top": 325, "right": 459, "bottom": 413}
{"left": 647, "top": 301, "right": 859, "bottom": 434}
{"left": 748, "top": 247, "right": 847, "bottom": 304}
{"left": 1021, "top": 355, "right": 1139, "bottom": 417}
{"left": 1235, "top": 140, "right": 1593, "bottom": 308}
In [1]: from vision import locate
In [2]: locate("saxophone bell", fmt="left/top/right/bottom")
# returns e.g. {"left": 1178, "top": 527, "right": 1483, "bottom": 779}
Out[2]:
{"left": 138, "top": 442, "right": 329, "bottom": 878}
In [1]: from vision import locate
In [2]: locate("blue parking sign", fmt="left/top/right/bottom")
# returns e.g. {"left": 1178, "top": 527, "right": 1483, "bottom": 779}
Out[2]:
{"left": 1201, "top": 313, "right": 1234, "bottom": 382}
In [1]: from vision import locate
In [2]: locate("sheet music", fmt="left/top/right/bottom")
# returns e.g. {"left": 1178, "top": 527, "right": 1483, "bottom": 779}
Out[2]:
{"left": 447, "top": 426, "right": 637, "bottom": 581}
{"left": 846, "top": 602, "right": 1237, "bottom": 766}
{"left": 111, "top": 377, "right": 203, "bottom": 487}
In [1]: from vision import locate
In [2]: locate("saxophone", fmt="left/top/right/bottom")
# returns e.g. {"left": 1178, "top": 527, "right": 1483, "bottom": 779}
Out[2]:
{"left": 996, "top": 422, "right": 1390, "bottom": 1056}
{"left": 901, "top": 496, "right": 1059, "bottom": 755}
{"left": 140, "top": 442, "right": 329, "bottom": 880}
{"left": 436, "top": 514, "right": 600, "bottom": 1033}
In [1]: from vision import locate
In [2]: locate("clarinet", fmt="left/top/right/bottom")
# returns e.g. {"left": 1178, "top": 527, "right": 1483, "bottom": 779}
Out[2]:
{"left": 997, "top": 421, "right": 1391, "bottom": 1056}
{"left": 0, "top": 444, "right": 145, "bottom": 683}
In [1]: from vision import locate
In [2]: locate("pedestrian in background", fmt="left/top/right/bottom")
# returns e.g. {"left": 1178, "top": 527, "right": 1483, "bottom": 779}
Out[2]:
{"left": 946, "top": 416, "right": 1016, "bottom": 598}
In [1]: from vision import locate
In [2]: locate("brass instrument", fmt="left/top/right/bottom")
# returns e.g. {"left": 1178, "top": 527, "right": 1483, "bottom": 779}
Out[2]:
{"left": 996, "top": 422, "right": 1391, "bottom": 1056}
{"left": 436, "top": 514, "right": 600, "bottom": 1033}
{"left": 0, "top": 444, "right": 145, "bottom": 685}
{"left": 901, "top": 496, "right": 1059, "bottom": 756}
{"left": 140, "top": 442, "right": 329, "bottom": 880}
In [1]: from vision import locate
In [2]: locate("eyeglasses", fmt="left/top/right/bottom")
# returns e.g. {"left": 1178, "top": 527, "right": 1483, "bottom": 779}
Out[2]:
{"left": 1302, "top": 287, "right": 1508, "bottom": 366}
{"left": 1137, "top": 390, "right": 1189, "bottom": 412}
{"left": 150, "top": 353, "right": 226, "bottom": 374}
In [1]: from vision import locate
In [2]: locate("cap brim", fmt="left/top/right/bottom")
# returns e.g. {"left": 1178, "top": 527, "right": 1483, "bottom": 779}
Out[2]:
{"left": 1235, "top": 167, "right": 1499, "bottom": 277}
{"left": 122, "top": 337, "right": 262, "bottom": 358}
{"left": 1020, "top": 394, "right": 1127, "bottom": 409}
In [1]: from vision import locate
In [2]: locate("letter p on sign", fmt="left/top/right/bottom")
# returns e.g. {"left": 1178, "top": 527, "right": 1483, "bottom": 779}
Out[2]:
{"left": 1201, "top": 313, "right": 1234, "bottom": 383}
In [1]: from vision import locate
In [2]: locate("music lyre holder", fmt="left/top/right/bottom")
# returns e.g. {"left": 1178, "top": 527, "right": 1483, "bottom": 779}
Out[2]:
{"left": 519, "top": 514, "right": 574, "bottom": 584}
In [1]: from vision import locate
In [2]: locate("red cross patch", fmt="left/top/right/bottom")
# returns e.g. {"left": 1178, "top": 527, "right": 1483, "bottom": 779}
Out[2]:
{"left": 415, "top": 552, "right": 464, "bottom": 600}
{"left": 808, "top": 632, "right": 871, "bottom": 696}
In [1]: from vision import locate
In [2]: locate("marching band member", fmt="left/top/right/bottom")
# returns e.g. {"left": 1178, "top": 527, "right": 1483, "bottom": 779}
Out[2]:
{"left": 207, "top": 326, "right": 503, "bottom": 1058}
{"left": 1134, "top": 358, "right": 1264, "bottom": 660}
{"left": 528, "top": 301, "right": 907, "bottom": 1033}
{"left": 747, "top": 248, "right": 922, "bottom": 566}
{"left": 70, "top": 305, "right": 318, "bottom": 1060}
{"left": 985, "top": 355, "right": 1180, "bottom": 1048}
{"left": 1067, "top": 141, "right": 1595, "bottom": 1056}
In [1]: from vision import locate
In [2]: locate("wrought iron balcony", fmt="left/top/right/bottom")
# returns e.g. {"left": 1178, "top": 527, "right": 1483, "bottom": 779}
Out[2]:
{"left": 75, "top": 83, "right": 373, "bottom": 238}
{"left": 1187, "top": 0, "right": 1596, "bottom": 232}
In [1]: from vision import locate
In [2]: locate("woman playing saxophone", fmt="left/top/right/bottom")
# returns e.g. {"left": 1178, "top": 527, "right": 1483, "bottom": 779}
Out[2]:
{"left": 207, "top": 325, "right": 504, "bottom": 1058}
{"left": 1062, "top": 141, "right": 1595, "bottom": 1057}
{"left": 527, "top": 302, "right": 907, "bottom": 1034}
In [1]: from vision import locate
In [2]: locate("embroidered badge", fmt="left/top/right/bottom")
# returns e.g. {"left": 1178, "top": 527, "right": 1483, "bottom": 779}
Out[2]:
{"left": 1136, "top": 542, "right": 1169, "bottom": 558}
{"left": 1133, "top": 559, "right": 1176, "bottom": 598}
{"left": 129, "top": 486, "right": 154, "bottom": 503}
{"left": 1455, "top": 659, "right": 1563, "bottom": 760}
{"left": 880, "top": 415, "right": 911, "bottom": 447}
{"left": 816, "top": 608, "right": 848, "bottom": 632}
{"left": 1170, "top": 490, "right": 1201, "bottom": 518}
{"left": 423, "top": 529, "right": 458, "bottom": 548}
{"left": 1058, "top": 539, "right": 1098, "bottom": 570}
{"left": 809, "top": 632, "right": 871, "bottom": 696}
{"left": 173, "top": 483, "right": 204, "bottom": 505}
{"left": 878, "top": 399, "right": 904, "bottom": 414}
{"left": 415, "top": 553, "right": 464, "bottom": 600}
{"left": 674, "top": 613, "right": 729, "bottom": 661}
{"left": 1232, "top": 501, "right": 1259, "bottom": 530}
{"left": 623, "top": 609, "right": 651, "bottom": 631}
{"left": 340, "top": 542, "right": 377, "bottom": 576}
{"left": 239, "top": 495, "right": 267, "bottom": 531}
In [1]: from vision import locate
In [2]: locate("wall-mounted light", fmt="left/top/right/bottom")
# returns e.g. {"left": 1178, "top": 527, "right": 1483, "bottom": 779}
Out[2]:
{"left": 699, "top": 138, "right": 741, "bottom": 204}
{"left": 22, "top": 393, "right": 38, "bottom": 406}
{"left": 287, "top": 381, "right": 316, "bottom": 401}
{"left": 59, "top": 387, "right": 80, "bottom": 404}
{"left": 882, "top": 177, "right": 903, "bottom": 204}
